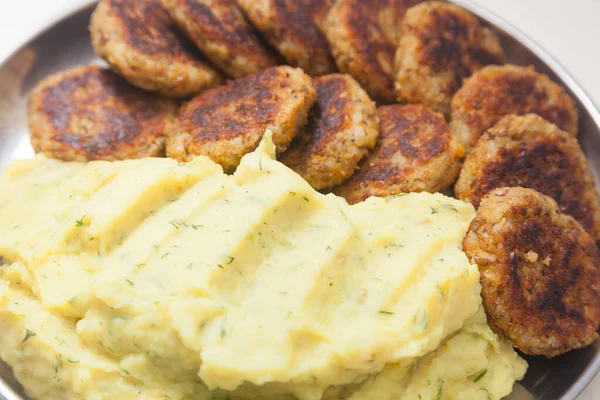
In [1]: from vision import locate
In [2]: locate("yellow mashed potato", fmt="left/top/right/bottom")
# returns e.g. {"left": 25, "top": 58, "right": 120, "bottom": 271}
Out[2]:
{"left": 0, "top": 134, "right": 526, "bottom": 400}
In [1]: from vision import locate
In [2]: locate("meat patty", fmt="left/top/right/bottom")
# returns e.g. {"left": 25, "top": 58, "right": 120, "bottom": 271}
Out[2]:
{"left": 237, "top": 0, "right": 336, "bottom": 76}
{"left": 160, "top": 0, "right": 279, "bottom": 78}
{"left": 455, "top": 113, "right": 600, "bottom": 243}
{"left": 451, "top": 64, "right": 578, "bottom": 151}
{"left": 279, "top": 74, "right": 379, "bottom": 190}
{"left": 166, "top": 66, "right": 316, "bottom": 171}
{"left": 90, "top": 0, "right": 223, "bottom": 97}
{"left": 334, "top": 104, "right": 463, "bottom": 204}
{"left": 463, "top": 187, "right": 600, "bottom": 357}
{"left": 325, "top": 0, "right": 424, "bottom": 104}
{"left": 28, "top": 65, "right": 176, "bottom": 161}
{"left": 394, "top": 1, "right": 504, "bottom": 115}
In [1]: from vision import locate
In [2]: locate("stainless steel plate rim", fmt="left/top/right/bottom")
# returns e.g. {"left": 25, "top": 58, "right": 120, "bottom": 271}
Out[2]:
{"left": 0, "top": 1, "right": 599, "bottom": 399}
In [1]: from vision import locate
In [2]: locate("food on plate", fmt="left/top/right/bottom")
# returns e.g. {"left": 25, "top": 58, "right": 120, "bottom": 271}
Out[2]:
{"left": 394, "top": 2, "right": 504, "bottom": 115}
{"left": 455, "top": 114, "right": 600, "bottom": 242}
{"left": 324, "top": 0, "right": 423, "bottom": 103}
{"left": 279, "top": 74, "right": 379, "bottom": 190}
{"left": 463, "top": 187, "right": 600, "bottom": 357}
{"left": 237, "top": 0, "right": 336, "bottom": 76}
{"left": 90, "top": 0, "right": 223, "bottom": 97}
{"left": 160, "top": 0, "right": 279, "bottom": 78}
{"left": 334, "top": 104, "right": 463, "bottom": 204}
{"left": 166, "top": 66, "right": 316, "bottom": 171}
{"left": 451, "top": 64, "right": 579, "bottom": 150}
{"left": 28, "top": 65, "right": 176, "bottom": 161}
{"left": 0, "top": 134, "right": 526, "bottom": 400}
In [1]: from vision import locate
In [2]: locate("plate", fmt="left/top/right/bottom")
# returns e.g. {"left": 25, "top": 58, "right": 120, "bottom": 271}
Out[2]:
{"left": 0, "top": 1, "right": 599, "bottom": 399}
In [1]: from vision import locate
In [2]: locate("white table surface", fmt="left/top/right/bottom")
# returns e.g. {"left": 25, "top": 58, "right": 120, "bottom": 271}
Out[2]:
{"left": 0, "top": 0, "right": 599, "bottom": 398}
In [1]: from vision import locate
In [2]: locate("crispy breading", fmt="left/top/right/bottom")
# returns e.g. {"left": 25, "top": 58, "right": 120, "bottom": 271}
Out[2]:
{"left": 455, "top": 114, "right": 600, "bottom": 242}
{"left": 463, "top": 187, "right": 600, "bottom": 357}
{"left": 279, "top": 74, "right": 379, "bottom": 190}
{"left": 325, "top": 0, "right": 423, "bottom": 103}
{"left": 238, "top": 0, "right": 336, "bottom": 76}
{"left": 451, "top": 64, "right": 578, "bottom": 150}
{"left": 334, "top": 104, "right": 463, "bottom": 204}
{"left": 28, "top": 65, "right": 176, "bottom": 161}
{"left": 394, "top": 1, "right": 504, "bottom": 115}
{"left": 166, "top": 66, "right": 316, "bottom": 171}
{"left": 161, "top": 0, "right": 279, "bottom": 78}
{"left": 90, "top": 0, "right": 223, "bottom": 97}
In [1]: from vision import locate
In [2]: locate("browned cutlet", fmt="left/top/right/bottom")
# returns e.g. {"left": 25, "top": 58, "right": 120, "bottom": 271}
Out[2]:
{"left": 455, "top": 114, "right": 600, "bottom": 243}
{"left": 90, "top": 0, "right": 223, "bottom": 97}
{"left": 28, "top": 65, "right": 176, "bottom": 161}
{"left": 325, "top": 0, "right": 424, "bottom": 104}
{"left": 166, "top": 66, "right": 316, "bottom": 171}
{"left": 279, "top": 74, "right": 379, "bottom": 190}
{"left": 463, "top": 187, "right": 600, "bottom": 357}
{"left": 161, "top": 0, "right": 279, "bottom": 78}
{"left": 451, "top": 64, "right": 578, "bottom": 151}
{"left": 395, "top": 1, "right": 504, "bottom": 115}
{"left": 238, "top": 0, "right": 336, "bottom": 76}
{"left": 334, "top": 104, "right": 463, "bottom": 204}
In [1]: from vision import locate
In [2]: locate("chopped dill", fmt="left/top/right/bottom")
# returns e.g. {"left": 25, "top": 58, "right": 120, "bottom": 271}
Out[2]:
{"left": 75, "top": 215, "right": 87, "bottom": 227}
{"left": 473, "top": 369, "right": 488, "bottom": 383}
{"left": 22, "top": 329, "right": 36, "bottom": 343}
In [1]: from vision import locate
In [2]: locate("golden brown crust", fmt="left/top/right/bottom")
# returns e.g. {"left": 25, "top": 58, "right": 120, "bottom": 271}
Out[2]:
{"left": 297, "top": 0, "right": 335, "bottom": 31}
{"left": 28, "top": 65, "right": 176, "bottom": 161}
{"left": 238, "top": 0, "right": 336, "bottom": 76}
{"left": 455, "top": 114, "right": 600, "bottom": 243}
{"left": 325, "top": 0, "right": 423, "bottom": 104}
{"left": 90, "top": 0, "right": 223, "bottom": 97}
{"left": 451, "top": 64, "right": 578, "bottom": 150}
{"left": 394, "top": 1, "right": 504, "bottom": 115}
{"left": 463, "top": 187, "right": 600, "bottom": 357}
{"left": 160, "top": 0, "right": 279, "bottom": 78}
{"left": 166, "top": 66, "right": 316, "bottom": 171}
{"left": 333, "top": 104, "right": 463, "bottom": 204}
{"left": 279, "top": 74, "right": 379, "bottom": 190}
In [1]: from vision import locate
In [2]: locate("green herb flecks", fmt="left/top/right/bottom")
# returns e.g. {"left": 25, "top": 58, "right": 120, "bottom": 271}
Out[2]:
{"left": 75, "top": 215, "right": 87, "bottom": 227}
{"left": 379, "top": 310, "right": 394, "bottom": 315}
{"left": 413, "top": 308, "right": 428, "bottom": 330}
{"left": 436, "top": 378, "right": 444, "bottom": 400}
{"left": 443, "top": 203, "right": 458, "bottom": 213}
{"left": 22, "top": 329, "right": 36, "bottom": 343}
{"left": 473, "top": 369, "right": 488, "bottom": 383}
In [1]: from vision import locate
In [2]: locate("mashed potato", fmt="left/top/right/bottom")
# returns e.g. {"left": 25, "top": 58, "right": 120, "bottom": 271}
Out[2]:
{"left": 0, "top": 134, "right": 526, "bottom": 400}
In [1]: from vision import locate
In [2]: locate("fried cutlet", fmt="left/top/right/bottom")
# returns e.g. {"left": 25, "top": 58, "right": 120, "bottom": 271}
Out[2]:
{"left": 279, "top": 74, "right": 379, "bottom": 190}
{"left": 394, "top": 1, "right": 504, "bottom": 115}
{"left": 28, "top": 65, "right": 176, "bottom": 161}
{"left": 451, "top": 64, "right": 578, "bottom": 150}
{"left": 324, "top": 0, "right": 424, "bottom": 104}
{"left": 90, "top": 0, "right": 223, "bottom": 97}
{"left": 166, "top": 66, "right": 316, "bottom": 171}
{"left": 463, "top": 187, "right": 600, "bottom": 357}
{"left": 334, "top": 104, "right": 463, "bottom": 204}
{"left": 238, "top": 0, "right": 336, "bottom": 76}
{"left": 160, "top": 0, "right": 279, "bottom": 78}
